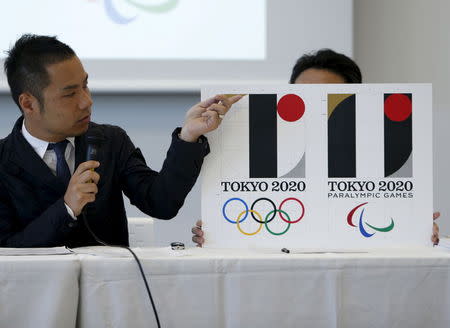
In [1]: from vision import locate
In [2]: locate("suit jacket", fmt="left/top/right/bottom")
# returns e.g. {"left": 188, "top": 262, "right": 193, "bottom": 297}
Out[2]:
{"left": 0, "top": 117, "right": 209, "bottom": 247}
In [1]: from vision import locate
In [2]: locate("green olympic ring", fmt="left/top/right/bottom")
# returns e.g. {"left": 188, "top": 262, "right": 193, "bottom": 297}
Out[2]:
{"left": 264, "top": 209, "right": 291, "bottom": 236}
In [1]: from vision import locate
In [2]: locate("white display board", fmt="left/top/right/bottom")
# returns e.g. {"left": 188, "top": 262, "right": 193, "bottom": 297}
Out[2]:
{"left": 201, "top": 84, "right": 433, "bottom": 249}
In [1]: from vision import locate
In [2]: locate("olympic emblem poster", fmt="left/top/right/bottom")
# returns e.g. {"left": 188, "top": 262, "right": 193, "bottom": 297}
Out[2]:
{"left": 201, "top": 85, "right": 433, "bottom": 249}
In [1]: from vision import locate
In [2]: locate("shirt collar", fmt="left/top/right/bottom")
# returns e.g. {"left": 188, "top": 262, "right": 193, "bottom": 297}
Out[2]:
{"left": 21, "top": 120, "right": 75, "bottom": 159}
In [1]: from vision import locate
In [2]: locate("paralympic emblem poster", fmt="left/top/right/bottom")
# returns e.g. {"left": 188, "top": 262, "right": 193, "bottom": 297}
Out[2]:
{"left": 201, "top": 85, "right": 433, "bottom": 249}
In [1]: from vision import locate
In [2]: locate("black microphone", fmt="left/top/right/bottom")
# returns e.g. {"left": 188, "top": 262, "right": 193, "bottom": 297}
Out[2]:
{"left": 82, "top": 130, "right": 103, "bottom": 212}
{"left": 82, "top": 129, "right": 108, "bottom": 244}
{"left": 85, "top": 130, "right": 103, "bottom": 161}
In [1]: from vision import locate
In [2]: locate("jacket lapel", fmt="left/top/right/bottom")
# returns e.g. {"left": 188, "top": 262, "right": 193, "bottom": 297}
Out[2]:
{"left": 8, "top": 117, "right": 66, "bottom": 195}
{"left": 7, "top": 118, "right": 106, "bottom": 196}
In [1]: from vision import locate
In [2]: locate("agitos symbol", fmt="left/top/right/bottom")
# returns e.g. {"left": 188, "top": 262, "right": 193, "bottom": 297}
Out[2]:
{"left": 347, "top": 202, "right": 395, "bottom": 238}
{"left": 222, "top": 197, "right": 305, "bottom": 236}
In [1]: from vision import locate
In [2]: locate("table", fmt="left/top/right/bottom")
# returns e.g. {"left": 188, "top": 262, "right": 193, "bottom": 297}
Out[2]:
{"left": 75, "top": 247, "right": 450, "bottom": 328}
{"left": 0, "top": 254, "right": 80, "bottom": 328}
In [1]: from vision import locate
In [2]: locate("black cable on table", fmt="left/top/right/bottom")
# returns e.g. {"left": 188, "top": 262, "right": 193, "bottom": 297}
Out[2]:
{"left": 81, "top": 211, "right": 161, "bottom": 328}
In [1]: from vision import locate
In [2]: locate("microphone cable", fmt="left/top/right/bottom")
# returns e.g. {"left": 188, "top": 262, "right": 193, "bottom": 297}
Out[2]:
{"left": 81, "top": 210, "right": 161, "bottom": 328}
{"left": 83, "top": 130, "right": 161, "bottom": 327}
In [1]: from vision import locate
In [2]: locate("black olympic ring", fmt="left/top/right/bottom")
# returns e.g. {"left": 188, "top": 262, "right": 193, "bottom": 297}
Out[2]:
{"left": 250, "top": 197, "right": 276, "bottom": 223}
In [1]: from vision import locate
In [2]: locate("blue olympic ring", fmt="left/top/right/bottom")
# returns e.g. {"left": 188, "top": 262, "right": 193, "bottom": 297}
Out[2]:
{"left": 222, "top": 197, "right": 248, "bottom": 224}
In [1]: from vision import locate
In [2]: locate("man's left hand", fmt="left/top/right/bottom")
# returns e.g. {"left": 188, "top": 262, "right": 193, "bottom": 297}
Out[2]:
{"left": 180, "top": 94, "right": 244, "bottom": 142}
{"left": 432, "top": 211, "right": 440, "bottom": 245}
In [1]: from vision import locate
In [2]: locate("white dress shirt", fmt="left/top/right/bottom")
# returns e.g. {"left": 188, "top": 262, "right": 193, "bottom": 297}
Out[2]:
{"left": 21, "top": 121, "right": 77, "bottom": 219}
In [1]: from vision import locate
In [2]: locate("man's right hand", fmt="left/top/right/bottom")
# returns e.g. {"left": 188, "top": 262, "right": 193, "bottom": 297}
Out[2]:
{"left": 64, "top": 161, "right": 100, "bottom": 216}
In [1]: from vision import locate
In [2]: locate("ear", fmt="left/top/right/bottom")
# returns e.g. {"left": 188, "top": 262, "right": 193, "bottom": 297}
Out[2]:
{"left": 18, "top": 92, "right": 41, "bottom": 115}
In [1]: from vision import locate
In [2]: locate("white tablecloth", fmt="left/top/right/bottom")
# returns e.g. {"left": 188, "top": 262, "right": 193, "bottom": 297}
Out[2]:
{"left": 76, "top": 247, "right": 450, "bottom": 328}
{"left": 0, "top": 254, "right": 80, "bottom": 328}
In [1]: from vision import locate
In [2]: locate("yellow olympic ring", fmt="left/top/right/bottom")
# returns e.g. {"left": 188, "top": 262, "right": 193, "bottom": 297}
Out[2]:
{"left": 236, "top": 210, "right": 263, "bottom": 236}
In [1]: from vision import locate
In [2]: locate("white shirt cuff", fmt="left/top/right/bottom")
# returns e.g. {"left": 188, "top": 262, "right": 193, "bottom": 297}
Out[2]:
{"left": 64, "top": 203, "right": 77, "bottom": 220}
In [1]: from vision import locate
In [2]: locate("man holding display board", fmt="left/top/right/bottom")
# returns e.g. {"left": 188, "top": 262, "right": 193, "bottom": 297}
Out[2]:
{"left": 192, "top": 49, "right": 440, "bottom": 247}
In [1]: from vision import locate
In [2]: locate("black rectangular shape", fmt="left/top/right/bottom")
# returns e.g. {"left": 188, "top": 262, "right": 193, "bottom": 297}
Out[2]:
{"left": 249, "top": 94, "right": 277, "bottom": 178}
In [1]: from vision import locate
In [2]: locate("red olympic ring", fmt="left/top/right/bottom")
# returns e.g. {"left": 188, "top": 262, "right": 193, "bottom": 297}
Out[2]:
{"left": 278, "top": 197, "right": 305, "bottom": 223}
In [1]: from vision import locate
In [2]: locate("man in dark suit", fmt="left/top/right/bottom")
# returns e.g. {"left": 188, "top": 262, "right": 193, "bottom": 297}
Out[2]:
{"left": 0, "top": 34, "right": 242, "bottom": 248}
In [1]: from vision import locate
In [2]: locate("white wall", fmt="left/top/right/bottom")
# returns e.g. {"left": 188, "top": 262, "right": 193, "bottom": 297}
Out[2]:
{"left": 354, "top": 0, "right": 450, "bottom": 234}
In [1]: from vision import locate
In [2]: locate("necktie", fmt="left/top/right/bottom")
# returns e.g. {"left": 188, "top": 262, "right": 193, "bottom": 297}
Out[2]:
{"left": 47, "top": 140, "right": 71, "bottom": 187}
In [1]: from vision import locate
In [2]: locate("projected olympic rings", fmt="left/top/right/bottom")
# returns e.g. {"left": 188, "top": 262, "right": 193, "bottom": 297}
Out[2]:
{"left": 222, "top": 197, "right": 305, "bottom": 236}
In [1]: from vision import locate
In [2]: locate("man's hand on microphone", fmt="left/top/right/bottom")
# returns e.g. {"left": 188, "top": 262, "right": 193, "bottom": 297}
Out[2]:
{"left": 179, "top": 94, "right": 244, "bottom": 142}
{"left": 64, "top": 161, "right": 100, "bottom": 216}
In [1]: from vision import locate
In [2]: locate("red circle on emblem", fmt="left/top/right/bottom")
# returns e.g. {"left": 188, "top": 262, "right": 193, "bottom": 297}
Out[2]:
{"left": 384, "top": 94, "right": 412, "bottom": 122}
{"left": 277, "top": 94, "right": 305, "bottom": 122}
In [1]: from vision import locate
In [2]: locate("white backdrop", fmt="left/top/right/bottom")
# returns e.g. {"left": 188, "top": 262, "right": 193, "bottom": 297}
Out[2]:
{"left": 0, "top": 0, "right": 353, "bottom": 92}
{"left": 0, "top": 0, "right": 266, "bottom": 60}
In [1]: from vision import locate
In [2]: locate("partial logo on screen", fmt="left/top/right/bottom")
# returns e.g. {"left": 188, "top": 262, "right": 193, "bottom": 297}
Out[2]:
{"left": 104, "top": 0, "right": 179, "bottom": 25}
{"left": 222, "top": 197, "right": 305, "bottom": 236}
{"left": 347, "top": 202, "right": 395, "bottom": 238}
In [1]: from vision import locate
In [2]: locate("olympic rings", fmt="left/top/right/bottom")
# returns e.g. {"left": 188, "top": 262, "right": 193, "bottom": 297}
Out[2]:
{"left": 222, "top": 197, "right": 305, "bottom": 236}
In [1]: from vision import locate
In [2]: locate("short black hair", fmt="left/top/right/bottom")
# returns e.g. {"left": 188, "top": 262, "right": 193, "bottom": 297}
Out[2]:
{"left": 289, "top": 49, "right": 362, "bottom": 84}
{"left": 4, "top": 34, "right": 76, "bottom": 112}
